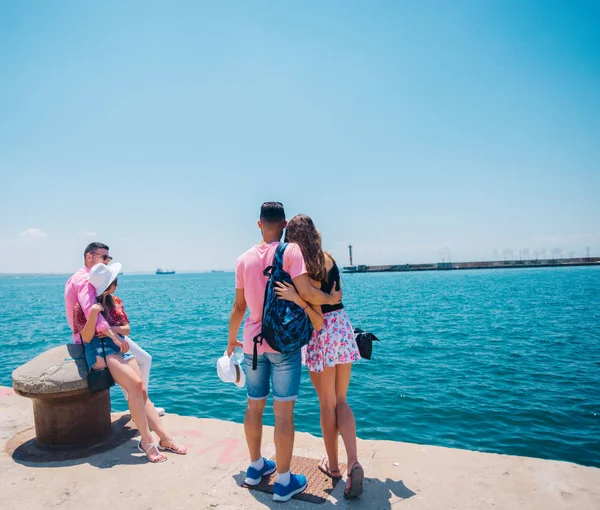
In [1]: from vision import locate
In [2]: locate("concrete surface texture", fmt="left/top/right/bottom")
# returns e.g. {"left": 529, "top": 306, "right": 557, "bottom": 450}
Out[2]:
{"left": 12, "top": 345, "right": 87, "bottom": 396}
{"left": 1, "top": 386, "right": 599, "bottom": 510}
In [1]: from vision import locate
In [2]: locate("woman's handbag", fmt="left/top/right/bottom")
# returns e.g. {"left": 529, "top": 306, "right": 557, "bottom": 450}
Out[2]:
{"left": 354, "top": 328, "right": 379, "bottom": 360}
{"left": 82, "top": 336, "right": 115, "bottom": 393}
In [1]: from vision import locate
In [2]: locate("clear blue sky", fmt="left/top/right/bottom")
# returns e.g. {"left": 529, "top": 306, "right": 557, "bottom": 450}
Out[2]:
{"left": 1, "top": 1, "right": 599, "bottom": 273}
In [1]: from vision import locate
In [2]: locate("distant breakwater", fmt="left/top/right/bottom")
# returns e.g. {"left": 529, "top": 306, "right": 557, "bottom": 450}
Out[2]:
{"left": 342, "top": 257, "right": 600, "bottom": 273}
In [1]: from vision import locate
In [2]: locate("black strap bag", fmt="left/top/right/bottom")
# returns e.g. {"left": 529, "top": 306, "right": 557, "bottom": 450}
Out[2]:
{"left": 81, "top": 336, "right": 115, "bottom": 393}
{"left": 354, "top": 328, "right": 379, "bottom": 360}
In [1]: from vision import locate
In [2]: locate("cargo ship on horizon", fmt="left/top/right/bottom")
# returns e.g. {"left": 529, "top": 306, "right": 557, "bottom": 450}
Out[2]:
{"left": 156, "top": 268, "right": 176, "bottom": 275}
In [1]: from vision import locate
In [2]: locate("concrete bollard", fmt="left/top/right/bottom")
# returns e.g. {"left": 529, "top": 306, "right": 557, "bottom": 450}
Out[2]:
{"left": 12, "top": 344, "right": 112, "bottom": 449}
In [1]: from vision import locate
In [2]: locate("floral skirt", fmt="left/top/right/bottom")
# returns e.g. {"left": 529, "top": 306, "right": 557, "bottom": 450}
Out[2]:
{"left": 302, "top": 308, "right": 361, "bottom": 373}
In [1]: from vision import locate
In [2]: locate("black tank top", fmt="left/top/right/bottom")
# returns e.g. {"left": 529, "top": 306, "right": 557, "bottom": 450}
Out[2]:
{"left": 321, "top": 263, "right": 344, "bottom": 314}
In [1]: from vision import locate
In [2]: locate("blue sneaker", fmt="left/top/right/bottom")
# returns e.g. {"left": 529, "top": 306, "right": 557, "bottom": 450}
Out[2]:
{"left": 273, "top": 473, "right": 308, "bottom": 502}
{"left": 244, "top": 458, "right": 277, "bottom": 486}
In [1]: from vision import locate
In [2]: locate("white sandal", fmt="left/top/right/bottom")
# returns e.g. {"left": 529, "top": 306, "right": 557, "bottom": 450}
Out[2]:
{"left": 158, "top": 438, "right": 188, "bottom": 455}
{"left": 138, "top": 441, "right": 167, "bottom": 463}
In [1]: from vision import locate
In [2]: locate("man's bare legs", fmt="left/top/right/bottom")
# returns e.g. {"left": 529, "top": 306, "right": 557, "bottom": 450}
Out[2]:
{"left": 273, "top": 400, "right": 296, "bottom": 474}
{"left": 241, "top": 349, "right": 305, "bottom": 499}
{"left": 245, "top": 398, "right": 266, "bottom": 462}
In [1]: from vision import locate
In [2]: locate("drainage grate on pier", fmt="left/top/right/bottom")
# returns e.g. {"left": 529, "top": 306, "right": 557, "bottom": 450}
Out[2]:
{"left": 242, "top": 456, "right": 346, "bottom": 504}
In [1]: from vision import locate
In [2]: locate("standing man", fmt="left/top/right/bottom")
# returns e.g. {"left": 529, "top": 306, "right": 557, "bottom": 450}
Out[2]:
{"left": 65, "top": 242, "right": 164, "bottom": 414}
{"left": 227, "top": 202, "right": 341, "bottom": 502}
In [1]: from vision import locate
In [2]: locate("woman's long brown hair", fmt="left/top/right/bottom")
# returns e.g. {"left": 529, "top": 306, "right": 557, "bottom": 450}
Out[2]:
{"left": 97, "top": 287, "right": 116, "bottom": 322}
{"left": 284, "top": 214, "right": 327, "bottom": 282}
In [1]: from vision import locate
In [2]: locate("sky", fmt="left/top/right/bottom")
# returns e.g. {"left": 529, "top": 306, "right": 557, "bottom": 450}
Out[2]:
{"left": 1, "top": 0, "right": 599, "bottom": 273}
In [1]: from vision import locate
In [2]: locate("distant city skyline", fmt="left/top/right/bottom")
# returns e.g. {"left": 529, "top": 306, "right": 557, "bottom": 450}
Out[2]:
{"left": 1, "top": 1, "right": 599, "bottom": 273}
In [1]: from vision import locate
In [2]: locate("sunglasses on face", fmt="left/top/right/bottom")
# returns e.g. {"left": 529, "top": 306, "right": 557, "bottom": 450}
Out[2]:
{"left": 92, "top": 252, "right": 113, "bottom": 262}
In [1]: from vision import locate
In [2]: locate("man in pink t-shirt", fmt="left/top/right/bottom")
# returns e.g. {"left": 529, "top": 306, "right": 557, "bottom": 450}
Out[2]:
{"left": 227, "top": 202, "right": 341, "bottom": 501}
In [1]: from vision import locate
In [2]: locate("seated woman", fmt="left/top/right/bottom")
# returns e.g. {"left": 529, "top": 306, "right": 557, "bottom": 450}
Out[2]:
{"left": 74, "top": 262, "right": 187, "bottom": 463}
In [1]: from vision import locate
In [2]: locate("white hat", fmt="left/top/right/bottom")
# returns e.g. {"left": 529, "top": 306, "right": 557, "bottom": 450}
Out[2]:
{"left": 89, "top": 262, "right": 122, "bottom": 296}
{"left": 216, "top": 351, "right": 246, "bottom": 388}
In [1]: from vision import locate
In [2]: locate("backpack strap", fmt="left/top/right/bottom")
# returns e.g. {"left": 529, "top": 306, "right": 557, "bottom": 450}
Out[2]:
{"left": 251, "top": 243, "right": 288, "bottom": 371}
{"left": 252, "top": 333, "right": 261, "bottom": 371}
{"left": 252, "top": 263, "right": 275, "bottom": 370}
{"left": 274, "top": 242, "right": 287, "bottom": 270}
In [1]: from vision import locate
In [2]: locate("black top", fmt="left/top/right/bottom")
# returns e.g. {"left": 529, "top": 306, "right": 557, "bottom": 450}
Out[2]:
{"left": 321, "top": 262, "right": 344, "bottom": 314}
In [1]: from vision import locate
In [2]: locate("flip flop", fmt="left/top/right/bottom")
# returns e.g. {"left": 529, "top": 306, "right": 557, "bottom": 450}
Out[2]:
{"left": 318, "top": 457, "right": 342, "bottom": 481}
{"left": 138, "top": 441, "right": 167, "bottom": 463}
{"left": 158, "top": 438, "right": 188, "bottom": 455}
{"left": 344, "top": 461, "right": 364, "bottom": 499}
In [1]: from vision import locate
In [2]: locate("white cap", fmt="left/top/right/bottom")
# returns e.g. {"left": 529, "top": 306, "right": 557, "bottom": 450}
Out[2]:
{"left": 216, "top": 351, "right": 246, "bottom": 388}
{"left": 89, "top": 262, "right": 122, "bottom": 296}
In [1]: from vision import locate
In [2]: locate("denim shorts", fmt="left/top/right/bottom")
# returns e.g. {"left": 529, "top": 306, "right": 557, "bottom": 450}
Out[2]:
{"left": 83, "top": 336, "right": 135, "bottom": 369}
{"left": 244, "top": 349, "right": 302, "bottom": 402}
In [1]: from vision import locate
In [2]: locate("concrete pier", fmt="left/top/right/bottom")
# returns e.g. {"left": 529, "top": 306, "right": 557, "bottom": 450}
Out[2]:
{"left": 342, "top": 257, "right": 600, "bottom": 274}
{"left": 1, "top": 385, "right": 599, "bottom": 509}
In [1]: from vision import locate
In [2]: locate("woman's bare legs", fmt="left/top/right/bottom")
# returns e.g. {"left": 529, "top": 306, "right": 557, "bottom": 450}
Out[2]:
{"left": 310, "top": 367, "right": 340, "bottom": 473}
{"left": 96, "top": 355, "right": 164, "bottom": 462}
{"left": 334, "top": 363, "right": 359, "bottom": 473}
{"left": 127, "top": 360, "right": 188, "bottom": 454}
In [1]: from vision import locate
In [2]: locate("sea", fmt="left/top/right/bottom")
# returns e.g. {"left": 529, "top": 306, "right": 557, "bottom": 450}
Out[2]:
{"left": 0, "top": 267, "right": 599, "bottom": 468}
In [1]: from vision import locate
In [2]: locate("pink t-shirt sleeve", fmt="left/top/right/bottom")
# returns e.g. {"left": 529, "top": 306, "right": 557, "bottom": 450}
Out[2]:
{"left": 283, "top": 243, "right": 307, "bottom": 279}
{"left": 235, "top": 256, "right": 244, "bottom": 289}
{"left": 77, "top": 280, "right": 110, "bottom": 332}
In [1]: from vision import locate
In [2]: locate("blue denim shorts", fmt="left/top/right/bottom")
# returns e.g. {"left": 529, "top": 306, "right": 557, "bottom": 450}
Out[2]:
{"left": 244, "top": 349, "right": 302, "bottom": 402}
{"left": 83, "top": 336, "right": 135, "bottom": 369}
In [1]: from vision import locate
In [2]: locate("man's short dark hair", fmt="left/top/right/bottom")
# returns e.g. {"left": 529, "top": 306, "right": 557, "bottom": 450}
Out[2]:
{"left": 84, "top": 242, "right": 110, "bottom": 258}
{"left": 260, "top": 202, "right": 286, "bottom": 223}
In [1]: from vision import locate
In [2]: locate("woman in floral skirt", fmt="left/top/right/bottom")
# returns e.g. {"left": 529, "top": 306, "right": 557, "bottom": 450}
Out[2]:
{"left": 275, "top": 214, "right": 364, "bottom": 499}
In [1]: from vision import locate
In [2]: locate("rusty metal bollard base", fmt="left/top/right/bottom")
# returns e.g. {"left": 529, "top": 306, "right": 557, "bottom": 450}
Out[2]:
{"left": 31, "top": 389, "right": 112, "bottom": 449}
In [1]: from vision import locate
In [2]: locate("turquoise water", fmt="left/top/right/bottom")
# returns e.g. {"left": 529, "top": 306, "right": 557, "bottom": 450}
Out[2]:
{"left": 1, "top": 267, "right": 599, "bottom": 467}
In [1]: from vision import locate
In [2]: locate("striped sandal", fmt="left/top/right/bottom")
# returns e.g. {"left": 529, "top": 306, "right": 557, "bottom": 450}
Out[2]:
{"left": 318, "top": 457, "right": 342, "bottom": 481}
